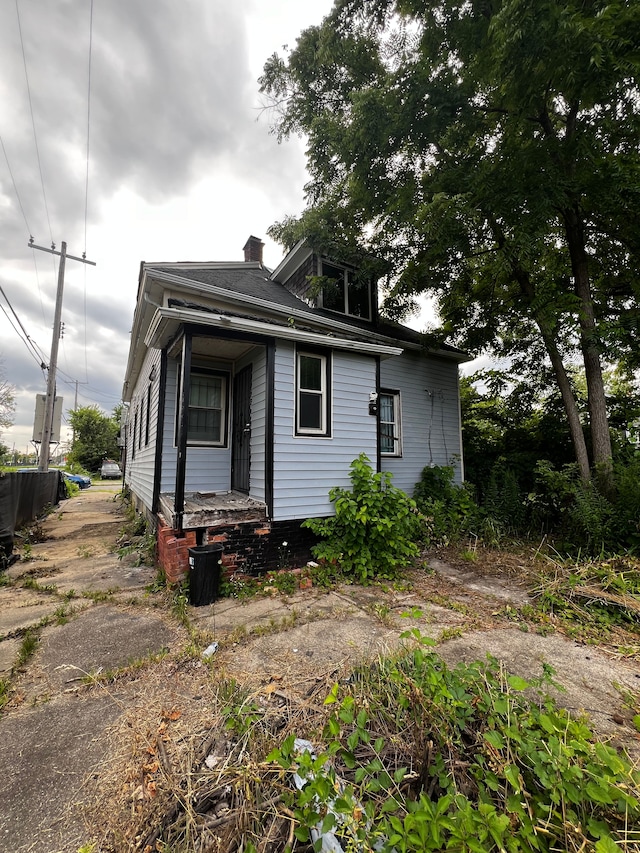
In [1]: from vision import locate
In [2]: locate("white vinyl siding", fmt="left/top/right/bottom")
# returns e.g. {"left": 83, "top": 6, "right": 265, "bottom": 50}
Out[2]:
{"left": 380, "top": 351, "right": 462, "bottom": 493}
{"left": 124, "top": 347, "right": 162, "bottom": 512}
{"left": 272, "top": 341, "right": 377, "bottom": 520}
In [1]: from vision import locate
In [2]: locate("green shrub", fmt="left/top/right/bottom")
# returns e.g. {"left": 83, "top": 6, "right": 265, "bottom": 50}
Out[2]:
{"left": 302, "top": 454, "right": 421, "bottom": 582}
{"left": 527, "top": 457, "right": 640, "bottom": 554}
{"left": 413, "top": 464, "right": 479, "bottom": 544}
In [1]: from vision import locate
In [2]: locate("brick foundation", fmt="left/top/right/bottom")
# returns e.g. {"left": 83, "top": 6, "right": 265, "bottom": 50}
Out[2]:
{"left": 156, "top": 516, "right": 318, "bottom": 582}
{"left": 157, "top": 520, "right": 196, "bottom": 584}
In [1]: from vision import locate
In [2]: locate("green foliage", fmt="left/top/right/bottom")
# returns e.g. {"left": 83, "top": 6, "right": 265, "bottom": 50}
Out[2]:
{"left": 0, "top": 441, "right": 11, "bottom": 465}
{"left": 261, "top": 0, "right": 640, "bottom": 474}
{"left": 218, "top": 678, "right": 263, "bottom": 737}
{"left": 116, "top": 492, "right": 156, "bottom": 567}
{"left": 16, "top": 629, "right": 39, "bottom": 668}
{"left": 529, "top": 457, "right": 640, "bottom": 553}
{"left": 413, "top": 464, "right": 479, "bottom": 545}
{"left": 267, "top": 651, "right": 640, "bottom": 852}
{"left": 0, "top": 359, "right": 16, "bottom": 434}
{"left": 68, "top": 405, "right": 120, "bottom": 473}
{"left": 303, "top": 454, "right": 421, "bottom": 582}
{"left": 0, "top": 677, "right": 9, "bottom": 712}
{"left": 460, "top": 371, "right": 578, "bottom": 500}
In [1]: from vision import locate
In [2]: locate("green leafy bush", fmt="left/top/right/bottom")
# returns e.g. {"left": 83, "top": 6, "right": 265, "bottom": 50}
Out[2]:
{"left": 527, "top": 456, "right": 640, "bottom": 554}
{"left": 413, "top": 464, "right": 479, "bottom": 544}
{"left": 302, "top": 454, "right": 421, "bottom": 582}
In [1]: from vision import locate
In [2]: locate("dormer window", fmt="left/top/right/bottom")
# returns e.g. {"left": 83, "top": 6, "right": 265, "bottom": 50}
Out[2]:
{"left": 319, "top": 261, "right": 371, "bottom": 320}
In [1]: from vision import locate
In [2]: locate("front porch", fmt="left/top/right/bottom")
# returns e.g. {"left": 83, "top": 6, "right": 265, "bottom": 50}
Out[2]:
{"left": 155, "top": 491, "right": 316, "bottom": 585}
{"left": 158, "top": 490, "right": 267, "bottom": 531}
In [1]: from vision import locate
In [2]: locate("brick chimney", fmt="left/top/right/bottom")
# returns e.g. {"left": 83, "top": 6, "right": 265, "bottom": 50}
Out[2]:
{"left": 243, "top": 235, "right": 264, "bottom": 264}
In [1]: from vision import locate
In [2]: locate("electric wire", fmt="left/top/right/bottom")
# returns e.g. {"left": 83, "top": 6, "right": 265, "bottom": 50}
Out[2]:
{"left": 0, "top": 131, "right": 47, "bottom": 325}
{"left": 0, "top": 132, "right": 32, "bottom": 235}
{"left": 57, "top": 372, "right": 118, "bottom": 405}
{"left": 83, "top": 0, "right": 94, "bottom": 257}
{"left": 0, "top": 283, "right": 46, "bottom": 365}
{"left": 0, "top": 297, "right": 47, "bottom": 373}
{"left": 82, "top": 0, "right": 95, "bottom": 382}
{"left": 14, "top": 0, "right": 54, "bottom": 248}
{"left": 30, "top": 247, "right": 48, "bottom": 327}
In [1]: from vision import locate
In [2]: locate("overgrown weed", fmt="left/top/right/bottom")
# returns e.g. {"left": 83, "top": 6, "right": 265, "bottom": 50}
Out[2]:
{"left": 533, "top": 554, "right": 640, "bottom": 638}
{"left": 264, "top": 649, "right": 640, "bottom": 853}
{"left": 16, "top": 629, "right": 39, "bottom": 668}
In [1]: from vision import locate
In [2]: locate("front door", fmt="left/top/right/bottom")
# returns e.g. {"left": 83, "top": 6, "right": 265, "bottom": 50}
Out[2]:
{"left": 231, "top": 365, "right": 252, "bottom": 493}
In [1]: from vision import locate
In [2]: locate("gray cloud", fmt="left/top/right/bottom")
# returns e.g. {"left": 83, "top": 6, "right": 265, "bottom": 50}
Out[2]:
{"left": 0, "top": 0, "right": 254, "bottom": 250}
{"left": 1, "top": 0, "right": 333, "bottom": 450}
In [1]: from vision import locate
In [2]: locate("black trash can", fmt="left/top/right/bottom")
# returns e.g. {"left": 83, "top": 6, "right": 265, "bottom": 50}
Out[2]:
{"left": 188, "top": 543, "right": 223, "bottom": 606}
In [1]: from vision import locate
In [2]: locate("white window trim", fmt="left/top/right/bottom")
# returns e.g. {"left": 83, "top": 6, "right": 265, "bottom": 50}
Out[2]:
{"left": 175, "top": 363, "right": 230, "bottom": 448}
{"left": 319, "top": 260, "right": 372, "bottom": 321}
{"left": 380, "top": 390, "right": 402, "bottom": 457}
{"left": 187, "top": 369, "right": 228, "bottom": 446}
{"left": 296, "top": 350, "right": 331, "bottom": 436}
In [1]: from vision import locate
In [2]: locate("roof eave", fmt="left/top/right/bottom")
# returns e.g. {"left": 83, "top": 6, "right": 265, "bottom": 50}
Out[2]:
{"left": 145, "top": 306, "right": 404, "bottom": 359}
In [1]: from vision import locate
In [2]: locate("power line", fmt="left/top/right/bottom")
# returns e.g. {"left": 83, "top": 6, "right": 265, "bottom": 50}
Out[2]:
{"left": 0, "top": 131, "right": 47, "bottom": 326}
{"left": 0, "top": 282, "right": 47, "bottom": 364}
{"left": 82, "top": 1, "right": 95, "bottom": 382}
{"left": 30, "top": 245, "right": 48, "bottom": 328}
{"left": 14, "top": 0, "right": 54, "bottom": 246}
{"left": 83, "top": 0, "right": 94, "bottom": 256}
{"left": 0, "top": 292, "right": 47, "bottom": 372}
{"left": 0, "top": 133, "right": 32, "bottom": 236}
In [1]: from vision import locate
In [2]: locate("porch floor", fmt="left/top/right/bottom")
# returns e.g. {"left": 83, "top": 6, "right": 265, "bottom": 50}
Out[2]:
{"left": 159, "top": 490, "right": 267, "bottom": 530}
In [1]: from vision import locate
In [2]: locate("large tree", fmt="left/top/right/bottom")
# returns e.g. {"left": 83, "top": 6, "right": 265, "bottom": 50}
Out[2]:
{"left": 0, "top": 361, "right": 16, "bottom": 438}
{"left": 260, "top": 0, "right": 640, "bottom": 486}
{"left": 68, "top": 405, "right": 120, "bottom": 473}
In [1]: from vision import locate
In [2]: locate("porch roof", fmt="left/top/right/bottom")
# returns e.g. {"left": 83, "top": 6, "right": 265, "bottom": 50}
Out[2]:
{"left": 144, "top": 304, "right": 405, "bottom": 359}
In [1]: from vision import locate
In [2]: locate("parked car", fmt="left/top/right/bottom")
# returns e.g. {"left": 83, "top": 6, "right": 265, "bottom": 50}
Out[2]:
{"left": 63, "top": 472, "right": 92, "bottom": 489}
{"left": 100, "top": 461, "right": 122, "bottom": 480}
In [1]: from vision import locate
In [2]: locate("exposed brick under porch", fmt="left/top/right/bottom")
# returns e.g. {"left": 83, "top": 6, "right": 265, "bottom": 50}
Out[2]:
{"left": 156, "top": 492, "right": 317, "bottom": 584}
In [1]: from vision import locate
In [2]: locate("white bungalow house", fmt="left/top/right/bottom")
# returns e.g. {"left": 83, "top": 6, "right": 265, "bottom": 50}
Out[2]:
{"left": 121, "top": 236, "right": 467, "bottom": 581}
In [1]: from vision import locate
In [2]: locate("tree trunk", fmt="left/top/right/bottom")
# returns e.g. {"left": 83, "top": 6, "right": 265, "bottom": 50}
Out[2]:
{"left": 563, "top": 205, "right": 614, "bottom": 490}
{"left": 535, "top": 315, "right": 591, "bottom": 483}
{"left": 487, "top": 213, "right": 591, "bottom": 482}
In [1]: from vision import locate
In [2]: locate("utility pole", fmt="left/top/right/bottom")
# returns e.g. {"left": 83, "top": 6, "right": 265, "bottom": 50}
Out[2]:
{"left": 29, "top": 239, "right": 96, "bottom": 472}
{"left": 72, "top": 378, "right": 79, "bottom": 444}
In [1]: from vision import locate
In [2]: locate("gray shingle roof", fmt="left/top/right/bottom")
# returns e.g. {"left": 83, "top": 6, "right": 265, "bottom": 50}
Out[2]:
{"left": 150, "top": 263, "right": 466, "bottom": 358}
{"left": 151, "top": 265, "right": 315, "bottom": 314}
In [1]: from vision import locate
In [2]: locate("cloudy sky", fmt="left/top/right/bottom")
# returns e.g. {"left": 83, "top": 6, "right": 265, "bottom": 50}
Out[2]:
{"left": 1, "top": 0, "right": 351, "bottom": 455}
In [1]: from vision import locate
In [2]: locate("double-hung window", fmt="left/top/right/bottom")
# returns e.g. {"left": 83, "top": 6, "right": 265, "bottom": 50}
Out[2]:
{"left": 296, "top": 350, "right": 331, "bottom": 435}
{"left": 379, "top": 390, "right": 401, "bottom": 456}
{"left": 320, "top": 261, "right": 371, "bottom": 320}
{"left": 187, "top": 369, "right": 227, "bottom": 445}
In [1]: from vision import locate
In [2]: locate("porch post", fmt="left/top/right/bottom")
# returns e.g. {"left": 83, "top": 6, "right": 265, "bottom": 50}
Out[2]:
{"left": 151, "top": 349, "right": 168, "bottom": 514}
{"left": 375, "top": 355, "right": 381, "bottom": 474}
{"left": 265, "top": 339, "right": 275, "bottom": 517}
{"left": 175, "top": 330, "right": 192, "bottom": 532}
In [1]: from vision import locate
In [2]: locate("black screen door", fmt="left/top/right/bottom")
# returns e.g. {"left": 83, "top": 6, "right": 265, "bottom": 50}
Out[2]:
{"left": 231, "top": 365, "right": 252, "bottom": 493}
